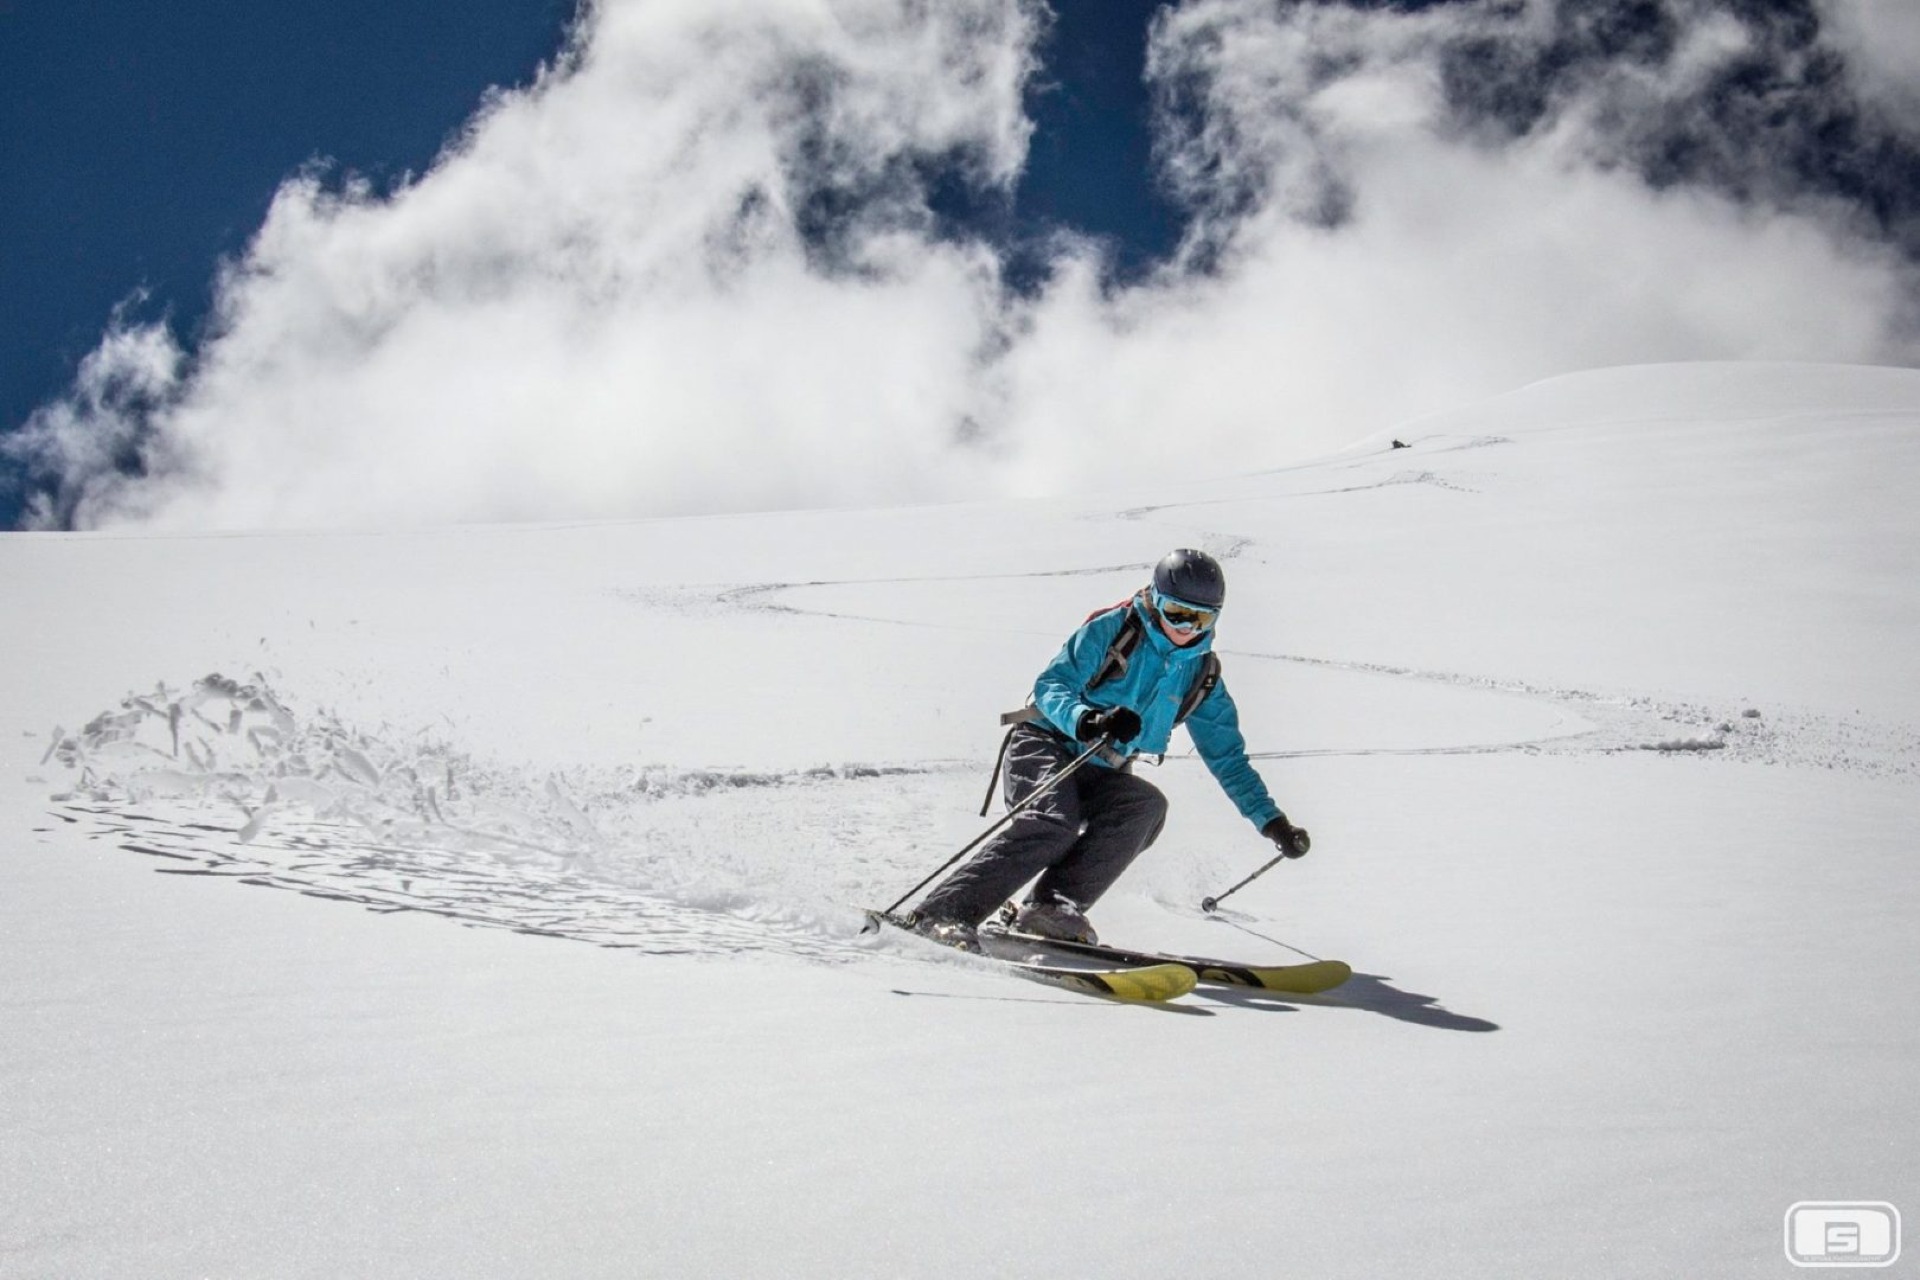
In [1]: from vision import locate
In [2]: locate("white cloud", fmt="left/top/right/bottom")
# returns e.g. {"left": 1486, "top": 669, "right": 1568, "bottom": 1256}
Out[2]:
{"left": 1048, "top": 0, "right": 1920, "bottom": 491}
{"left": 10, "top": 0, "right": 1918, "bottom": 529}
{"left": 5, "top": 316, "right": 180, "bottom": 529}
{"left": 12, "top": 0, "right": 1039, "bottom": 529}
{"left": 1815, "top": 0, "right": 1920, "bottom": 128}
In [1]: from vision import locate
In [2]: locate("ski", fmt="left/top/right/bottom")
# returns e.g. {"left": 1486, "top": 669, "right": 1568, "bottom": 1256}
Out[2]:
{"left": 983, "top": 928, "right": 1352, "bottom": 994}
{"left": 865, "top": 911, "right": 1198, "bottom": 1003}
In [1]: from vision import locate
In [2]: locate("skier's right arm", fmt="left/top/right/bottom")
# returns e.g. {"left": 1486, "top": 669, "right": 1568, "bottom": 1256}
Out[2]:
{"left": 1031, "top": 609, "right": 1129, "bottom": 740}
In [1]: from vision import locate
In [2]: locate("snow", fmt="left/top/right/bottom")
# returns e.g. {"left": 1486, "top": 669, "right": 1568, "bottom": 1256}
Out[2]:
{"left": 3, "top": 361, "right": 1917, "bottom": 1277}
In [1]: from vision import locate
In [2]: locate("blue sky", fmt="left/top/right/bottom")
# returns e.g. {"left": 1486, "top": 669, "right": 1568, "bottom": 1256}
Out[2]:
{"left": 2, "top": 0, "right": 1183, "bottom": 527}
{"left": 1, "top": 0, "right": 575, "bottom": 523}
{"left": 5, "top": 0, "right": 1918, "bottom": 530}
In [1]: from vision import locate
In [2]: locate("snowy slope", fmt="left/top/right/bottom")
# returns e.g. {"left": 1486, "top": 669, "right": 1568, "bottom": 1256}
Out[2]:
{"left": 3, "top": 362, "right": 1917, "bottom": 1278}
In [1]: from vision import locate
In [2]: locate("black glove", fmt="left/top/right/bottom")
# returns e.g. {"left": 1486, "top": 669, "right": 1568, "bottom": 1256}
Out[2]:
{"left": 1262, "top": 814, "right": 1311, "bottom": 858}
{"left": 1077, "top": 705, "right": 1142, "bottom": 743}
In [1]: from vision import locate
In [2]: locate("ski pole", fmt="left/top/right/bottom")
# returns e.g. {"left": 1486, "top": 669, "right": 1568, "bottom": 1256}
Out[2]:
{"left": 875, "top": 734, "right": 1112, "bottom": 920}
{"left": 1200, "top": 828, "right": 1311, "bottom": 914}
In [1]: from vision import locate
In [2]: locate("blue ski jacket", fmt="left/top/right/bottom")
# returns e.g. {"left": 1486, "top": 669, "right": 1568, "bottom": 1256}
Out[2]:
{"left": 1030, "top": 595, "right": 1283, "bottom": 831}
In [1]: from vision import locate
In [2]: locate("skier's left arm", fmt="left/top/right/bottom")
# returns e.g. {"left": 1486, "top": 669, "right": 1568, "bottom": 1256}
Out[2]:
{"left": 1184, "top": 678, "right": 1286, "bottom": 832}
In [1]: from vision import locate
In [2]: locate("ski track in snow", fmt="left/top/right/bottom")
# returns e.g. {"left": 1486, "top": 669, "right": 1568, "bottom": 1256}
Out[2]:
{"left": 708, "top": 572, "right": 1920, "bottom": 777}
{"left": 37, "top": 524, "right": 1920, "bottom": 967}
{"left": 39, "top": 675, "right": 972, "bottom": 966}
{"left": 1103, "top": 449, "right": 1920, "bottom": 778}
{"left": 1237, "top": 649, "right": 1920, "bottom": 777}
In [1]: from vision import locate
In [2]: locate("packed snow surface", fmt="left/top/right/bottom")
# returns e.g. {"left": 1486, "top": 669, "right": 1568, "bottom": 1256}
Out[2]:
{"left": 4, "top": 362, "right": 1917, "bottom": 1277}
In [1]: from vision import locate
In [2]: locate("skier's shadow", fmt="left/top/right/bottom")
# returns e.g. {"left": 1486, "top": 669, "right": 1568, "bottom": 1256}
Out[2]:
{"left": 1196, "top": 973, "right": 1500, "bottom": 1031}
{"left": 1197, "top": 919, "right": 1502, "bottom": 1032}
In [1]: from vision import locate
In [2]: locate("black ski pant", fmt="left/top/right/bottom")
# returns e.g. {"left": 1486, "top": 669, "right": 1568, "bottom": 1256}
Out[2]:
{"left": 917, "top": 724, "right": 1168, "bottom": 927}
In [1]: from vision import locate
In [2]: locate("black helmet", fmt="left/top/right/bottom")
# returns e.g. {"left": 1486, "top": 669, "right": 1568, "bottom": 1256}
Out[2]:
{"left": 1152, "top": 548, "right": 1226, "bottom": 609}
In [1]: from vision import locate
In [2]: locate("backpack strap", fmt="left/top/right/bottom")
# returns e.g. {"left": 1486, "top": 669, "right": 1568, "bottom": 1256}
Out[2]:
{"left": 1088, "top": 594, "right": 1147, "bottom": 689}
{"left": 980, "top": 711, "right": 1038, "bottom": 815}
{"left": 1175, "top": 652, "right": 1222, "bottom": 725}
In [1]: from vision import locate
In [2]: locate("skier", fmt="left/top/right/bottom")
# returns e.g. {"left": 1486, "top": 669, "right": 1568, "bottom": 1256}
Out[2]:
{"left": 909, "top": 548, "right": 1309, "bottom": 948}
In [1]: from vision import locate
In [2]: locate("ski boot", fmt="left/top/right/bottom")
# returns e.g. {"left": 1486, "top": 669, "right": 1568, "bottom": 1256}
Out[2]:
{"left": 1007, "top": 897, "right": 1098, "bottom": 946}
{"left": 905, "top": 912, "right": 982, "bottom": 953}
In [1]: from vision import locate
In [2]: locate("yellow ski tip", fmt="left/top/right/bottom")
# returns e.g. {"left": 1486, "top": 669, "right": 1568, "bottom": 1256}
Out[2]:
{"left": 1234, "top": 959, "right": 1352, "bottom": 994}
{"left": 1078, "top": 961, "right": 1199, "bottom": 1002}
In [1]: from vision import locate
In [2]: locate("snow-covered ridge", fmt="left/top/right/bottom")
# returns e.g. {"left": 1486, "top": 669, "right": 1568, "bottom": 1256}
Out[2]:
{"left": 6, "top": 361, "right": 1919, "bottom": 1279}
{"left": 26, "top": 361, "right": 1920, "bottom": 953}
{"left": 1358, "top": 360, "right": 1920, "bottom": 446}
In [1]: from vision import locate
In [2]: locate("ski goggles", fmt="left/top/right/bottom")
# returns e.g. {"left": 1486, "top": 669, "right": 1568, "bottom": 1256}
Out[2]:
{"left": 1153, "top": 589, "right": 1218, "bottom": 632}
